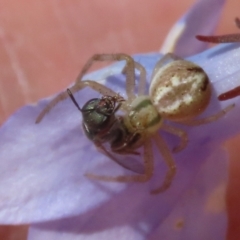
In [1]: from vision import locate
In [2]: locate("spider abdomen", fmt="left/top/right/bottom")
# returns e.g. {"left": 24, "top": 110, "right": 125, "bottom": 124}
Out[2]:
{"left": 149, "top": 60, "right": 211, "bottom": 122}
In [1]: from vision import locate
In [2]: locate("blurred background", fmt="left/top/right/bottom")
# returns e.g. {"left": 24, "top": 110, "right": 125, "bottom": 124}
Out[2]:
{"left": 0, "top": 0, "right": 239, "bottom": 239}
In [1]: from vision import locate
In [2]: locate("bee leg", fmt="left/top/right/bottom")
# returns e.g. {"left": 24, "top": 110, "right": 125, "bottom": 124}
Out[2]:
{"left": 85, "top": 140, "right": 154, "bottom": 183}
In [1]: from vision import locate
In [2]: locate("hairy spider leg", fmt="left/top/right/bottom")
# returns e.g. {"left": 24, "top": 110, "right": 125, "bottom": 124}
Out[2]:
{"left": 86, "top": 133, "right": 177, "bottom": 195}
{"left": 151, "top": 53, "right": 182, "bottom": 80}
{"left": 134, "top": 62, "right": 147, "bottom": 95}
{"left": 150, "top": 133, "right": 176, "bottom": 194}
{"left": 180, "top": 104, "right": 235, "bottom": 126}
{"left": 75, "top": 53, "right": 136, "bottom": 101}
{"left": 122, "top": 61, "right": 147, "bottom": 95}
{"left": 36, "top": 80, "right": 118, "bottom": 123}
{"left": 161, "top": 124, "right": 188, "bottom": 153}
{"left": 36, "top": 53, "right": 142, "bottom": 123}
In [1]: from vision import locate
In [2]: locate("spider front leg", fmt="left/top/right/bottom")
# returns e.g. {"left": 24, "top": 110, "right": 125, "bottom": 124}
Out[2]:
{"left": 161, "top": 123, "right": 188, "bottom": 153}
{"left": 150, "top": 133, "right": 176, "bottom": 194}
{"left": 85, "top": 140, "right": 154, "bottom": 184}
{"left": 151, "top": 52, "right": 182, "bottom": 79}
{"left": 181, "top": 104, "right": 235, "bottom": 126}
{"left": 75, "top": 53, "right": 136, "bottom": 101}
{"left": 36, "top": 80, "right": 119, "bottom": 123}
{"left": 36, "top": 53, "right": 137, "bottom": 123}
{"left": 122, "top": 61, "right": 147, "bottom": 95}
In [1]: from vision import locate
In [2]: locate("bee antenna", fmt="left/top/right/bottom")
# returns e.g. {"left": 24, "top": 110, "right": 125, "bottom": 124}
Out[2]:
{"left": 67, "top": 88, "right": 82, "bottom": 112}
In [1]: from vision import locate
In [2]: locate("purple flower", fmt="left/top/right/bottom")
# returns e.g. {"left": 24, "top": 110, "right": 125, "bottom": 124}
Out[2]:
{"left": 0, "top": 0, "right": 239, "bottom": 239}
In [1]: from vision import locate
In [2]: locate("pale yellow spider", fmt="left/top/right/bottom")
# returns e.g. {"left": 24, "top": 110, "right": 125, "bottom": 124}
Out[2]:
{"left": 36, "top": 53, "right": 233, "bottom": 194}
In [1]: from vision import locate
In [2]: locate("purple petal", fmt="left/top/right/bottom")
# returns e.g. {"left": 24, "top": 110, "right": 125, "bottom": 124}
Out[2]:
{"left": 149, "top": 147, "right": 228, "bottom": 240}
{"left": 0, "top": 44, "right": 239, "bottom": 225}
{"left": 27, "top": 147, "right": 228, "bottom": 240}
{"left": 160, "top": 0, "right": 226, "bottom": 57}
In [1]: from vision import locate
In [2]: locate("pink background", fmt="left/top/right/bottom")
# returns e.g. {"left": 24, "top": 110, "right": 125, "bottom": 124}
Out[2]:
{"left": 0, "top": 0, "right": 239, "bottom": 239}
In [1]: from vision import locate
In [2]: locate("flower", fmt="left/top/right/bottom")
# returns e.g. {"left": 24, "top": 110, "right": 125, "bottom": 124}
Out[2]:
{"left": 0, "top": 0, "right": 239, "bottom": 239}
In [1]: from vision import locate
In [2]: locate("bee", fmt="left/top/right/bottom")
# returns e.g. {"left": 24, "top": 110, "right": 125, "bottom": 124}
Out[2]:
{"left": 36, "top": 53, "right": 233, "bottom": 194}
{"left": 196, "top": 17, "right": 240, "bottom": 101}
{"left": 66, "top": 90, "right": 144, "bottom": 172}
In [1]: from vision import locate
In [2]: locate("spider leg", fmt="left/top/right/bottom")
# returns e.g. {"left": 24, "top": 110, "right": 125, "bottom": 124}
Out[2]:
{"left": 35, "top": 80, "right": 119, "bottom": 123}
{"left": 135, "top": 62, "right": 147, "bottom": 95}
{"left": 180, "top": 104, "right": 235, "bottom": 126}
{"left": 36, "top": 54, "right": 136, "bottom": 123}
{"left": 85, "top": 140, "right": 154, "bottom": 183}
{"left": 151, "top": 53, "right": 182, "bottom": 79}
{"left": 161, "top": 123, "right": 188, "bottom": 153}
{"left": 150, "top": 133, "right": 176, "bottom": 194}
{"left": 75, "top": 53, "right": 136, "bottom": 101}
{"left": 122, "top": 61, "right": 147, "bottom": 95}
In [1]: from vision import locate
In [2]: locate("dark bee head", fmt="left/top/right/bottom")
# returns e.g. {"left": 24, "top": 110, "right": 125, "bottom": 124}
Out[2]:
{"left": 81, "top": 97, "right": 115, "bottom": 129}
{"left": 67, "top": 89, "right": 121, "bottom": 140}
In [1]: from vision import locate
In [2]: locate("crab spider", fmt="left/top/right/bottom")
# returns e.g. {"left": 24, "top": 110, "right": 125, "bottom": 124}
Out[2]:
{"left": 36, "top": 53, "right": 233, "bottom": 194}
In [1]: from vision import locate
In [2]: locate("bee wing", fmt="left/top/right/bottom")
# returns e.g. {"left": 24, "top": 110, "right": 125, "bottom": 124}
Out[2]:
{"left": 98, "top": 144, "right": 144, "bottom": 174}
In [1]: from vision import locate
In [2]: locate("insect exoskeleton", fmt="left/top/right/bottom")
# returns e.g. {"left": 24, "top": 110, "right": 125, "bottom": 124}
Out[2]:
{"left": 150, "top": 59, "right": 211, "bottom": 121}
